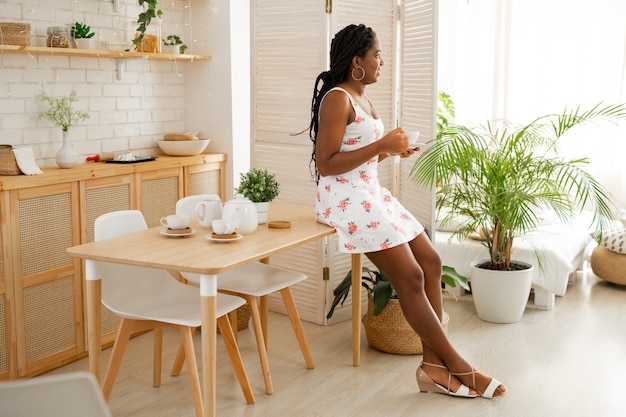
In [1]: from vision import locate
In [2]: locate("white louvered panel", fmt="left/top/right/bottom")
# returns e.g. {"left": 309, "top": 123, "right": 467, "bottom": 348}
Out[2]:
{"left": 253, "top": 0, "right": 326, "bottom": 323}
{"left": 253, "top": 0, "right": 325, "bottom": 138}
{"left": 331, "top": 0, "right": 397, "bottom": 135}
{"left": 326, "top": 0, "right": 400, "bottom": 323}
{"left": 252, "top": 0, "right": 437, "bottom": 325}
{"left": 264, "top": 240, "right": 326, "bottom": 324}
{"left": 398, "top": 0, "right": 437, "bottom": 232}
{"left": 254, "top": 142, "right": 317, "bottom": 206}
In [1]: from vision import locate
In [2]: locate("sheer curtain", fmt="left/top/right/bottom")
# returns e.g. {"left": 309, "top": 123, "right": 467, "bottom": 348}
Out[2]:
{"left": 437, "top": 0, "right": 626, "bottom": 208}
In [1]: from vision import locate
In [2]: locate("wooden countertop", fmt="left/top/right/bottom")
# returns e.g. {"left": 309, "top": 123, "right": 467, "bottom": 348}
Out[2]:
{"left": 0, "top": 154, "right": 226, "bottom": 191}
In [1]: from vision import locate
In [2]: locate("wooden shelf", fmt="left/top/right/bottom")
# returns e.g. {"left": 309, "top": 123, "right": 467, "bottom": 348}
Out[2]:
{"left": 0, "top": 44, "right": 211, "bottom": 61}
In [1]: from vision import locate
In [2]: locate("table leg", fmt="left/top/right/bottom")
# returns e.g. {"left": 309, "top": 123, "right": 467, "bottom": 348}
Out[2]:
{"left": 259, "top": 257, "right": 270, "bottom": 343}
{"left": 85, "top": 260, "right": 102, "bottom": 383}
{"left": 200, "top": 274, "right": 217, "bottom": 417}
{"left": 351, "top": 253, "right": 362, "bottom": 366}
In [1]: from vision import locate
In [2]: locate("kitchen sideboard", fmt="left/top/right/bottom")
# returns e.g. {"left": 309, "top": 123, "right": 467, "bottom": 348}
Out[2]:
{"left": 0, "top": 154, "right": 226, "bottom": 380}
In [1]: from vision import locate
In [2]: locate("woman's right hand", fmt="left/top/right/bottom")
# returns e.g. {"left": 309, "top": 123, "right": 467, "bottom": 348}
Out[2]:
{"left": 380, "top": 127, "right": 410, "bottom": 155}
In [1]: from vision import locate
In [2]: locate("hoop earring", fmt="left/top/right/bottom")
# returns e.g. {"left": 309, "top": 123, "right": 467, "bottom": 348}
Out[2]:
{"left": 351, "top": 66, "right": 365, "bottom": 81}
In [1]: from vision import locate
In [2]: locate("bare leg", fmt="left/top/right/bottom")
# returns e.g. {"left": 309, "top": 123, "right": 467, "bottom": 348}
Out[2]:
{"left": 366, "top": 234, "right": 506, "bottom": 397}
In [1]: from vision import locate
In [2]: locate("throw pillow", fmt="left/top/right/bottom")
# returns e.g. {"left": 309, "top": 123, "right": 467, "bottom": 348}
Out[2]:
{"left": 601, "top": 228, "right": 626, "bottom": 254}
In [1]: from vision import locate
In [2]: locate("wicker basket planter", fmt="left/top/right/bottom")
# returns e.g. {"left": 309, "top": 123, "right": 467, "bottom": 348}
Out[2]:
{"left": 362, "top": 293, "right": 449, "bottom": 355}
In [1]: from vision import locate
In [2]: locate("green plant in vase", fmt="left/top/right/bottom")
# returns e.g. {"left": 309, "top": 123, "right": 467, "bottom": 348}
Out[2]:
{"left": 237, "top": 168, "right": 280, "bottom": 224}
{"left": 71, "top": 22, "right": 95, "bottom": 49}
{"left": 38, "top": 89, "right": 90, "bottom": 168}
{"left": 163, "top": 35, "right": 187, "bottom": 54}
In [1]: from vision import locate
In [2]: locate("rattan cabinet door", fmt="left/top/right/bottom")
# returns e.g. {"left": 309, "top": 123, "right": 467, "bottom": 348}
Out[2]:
{"left": 185, "top": 160, "right": 225, "bottom": 199}
{"left": 82, "top": 175, "right": 133, "bottom": 346}
{"left": 136, "top": 167, "right": 183, "bottom": 228}
{"left": 0, "top": 191, "right": 11, "bottom": 380}
{"left": 10, "top": 183, "right": 82, "bottom": 378}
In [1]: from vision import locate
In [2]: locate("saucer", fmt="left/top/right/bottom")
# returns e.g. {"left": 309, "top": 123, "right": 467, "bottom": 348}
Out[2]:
{"left": 409, "top": 142, "right": 426, "bottom": 149}
{"left": 160, "top": 228, "right": 196, "bottom": 237}
{"left": 205, "top": 233, "right": 243, "bottom": 243}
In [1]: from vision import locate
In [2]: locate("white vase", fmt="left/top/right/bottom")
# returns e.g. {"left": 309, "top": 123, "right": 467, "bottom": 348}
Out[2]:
{"left": 255, "top": 201, "right": 270, "bottom": 224}
{"left": 470, "top": 260, "right": 533, "bottom": 324}
{"left": 56, "top": 131, "right": 78, "bottom": 168}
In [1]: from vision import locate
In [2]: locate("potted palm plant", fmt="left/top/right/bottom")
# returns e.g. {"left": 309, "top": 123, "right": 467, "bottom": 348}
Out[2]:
{"left": 410, "top": 103, "right": 626, "bottom": 323}
{"left": 237, "top": 168, "right": 280, "bottom": 224}
{"left": 327, "top": 263, "right": 468, "bottom": 354}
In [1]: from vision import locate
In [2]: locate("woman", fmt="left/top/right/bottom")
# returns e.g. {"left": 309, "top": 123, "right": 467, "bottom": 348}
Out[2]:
{"left": 308, "top": 24, "right": 506, "bottom": 398}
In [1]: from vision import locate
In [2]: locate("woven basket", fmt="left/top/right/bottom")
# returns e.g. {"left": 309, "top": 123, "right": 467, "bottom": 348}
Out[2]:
{"left": 0, "top": 22, "right": 31, "bottom": 46}
{"left": 0, "top": 145, "right": 22, "bottom": 176}
{"left": 362, "top": 293, "right": 449, "bottom": 355}
{"left": 217, "top": 303, "right": 251, "bottom": 333}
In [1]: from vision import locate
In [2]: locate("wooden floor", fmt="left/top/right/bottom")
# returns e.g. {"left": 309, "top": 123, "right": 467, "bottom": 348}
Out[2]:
{"left": 45, "top": 265, "right": 626, "bottom": 417}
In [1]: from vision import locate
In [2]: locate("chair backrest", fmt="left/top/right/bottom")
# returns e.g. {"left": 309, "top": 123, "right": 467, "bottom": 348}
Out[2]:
{"left": 94, "top": 210, "right": 180, "bottom": 316}
{"left": 176, "top": 194, "right": 221, "bottom": 219}
{"left": 94, "top": 210, "right": 147, "bottom": 241}
{"left": 0, "top": 372, "right": 112, "bottom": 417}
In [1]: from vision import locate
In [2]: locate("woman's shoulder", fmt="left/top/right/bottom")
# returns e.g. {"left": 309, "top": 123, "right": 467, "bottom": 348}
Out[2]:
{"left": 326, "top": 86, "right": 353, "bottom": 102}
{"left": 321, "top": 86, "right": 355, "bottom": 110}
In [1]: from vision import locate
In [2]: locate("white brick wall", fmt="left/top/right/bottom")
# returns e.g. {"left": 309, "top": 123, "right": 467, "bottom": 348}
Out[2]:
{"left": 0, "top": 0, "right": 197, "bottom": 168}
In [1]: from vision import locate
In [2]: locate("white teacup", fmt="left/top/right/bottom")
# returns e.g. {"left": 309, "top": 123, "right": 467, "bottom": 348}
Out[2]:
{"left": 212, "top": 219, "right": 236, "bottom": 235}
{"left": 406, "top": 130, "right": 420, "bottom": 145}
{"left": 160, "top": 214, "right": 190, "bottom": 230}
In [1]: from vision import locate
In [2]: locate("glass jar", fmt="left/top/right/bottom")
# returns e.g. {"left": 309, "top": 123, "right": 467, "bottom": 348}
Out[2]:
{"left": 137, "top": 18, "right": 162, "bottom": 53}
{"left": 47, "top": 26, "right": 70, "bottom": 48}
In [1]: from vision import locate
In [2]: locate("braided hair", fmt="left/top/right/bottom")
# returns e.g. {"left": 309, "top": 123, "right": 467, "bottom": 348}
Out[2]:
{"left": 308, "top": 24, "right": 376, "bottom": 182}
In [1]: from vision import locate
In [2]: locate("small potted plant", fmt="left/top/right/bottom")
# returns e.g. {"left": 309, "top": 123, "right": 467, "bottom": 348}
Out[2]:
{"left": 327, "top": 263, "right": 468, "bottom": 354}
{"left": 71, "top": 21, "right": 95, "bottom": 49}
{"left": 162, "top": 35, "right": 187, "bottom": 54}
{"left": 38, "top": 89, "right": 90, "bottom": 168}
{"left": 236, "top": 168, "right": 280, "bottom": 224}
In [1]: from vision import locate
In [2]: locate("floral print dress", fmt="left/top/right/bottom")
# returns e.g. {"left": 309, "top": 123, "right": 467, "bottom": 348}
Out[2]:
{"left": 315, "top": 87, "right": 424, "bottom": 253}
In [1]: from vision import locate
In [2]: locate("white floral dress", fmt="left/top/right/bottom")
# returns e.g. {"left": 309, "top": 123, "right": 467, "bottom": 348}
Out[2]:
{"left": 315, "top": 87, "right": 424, "bottom": 253}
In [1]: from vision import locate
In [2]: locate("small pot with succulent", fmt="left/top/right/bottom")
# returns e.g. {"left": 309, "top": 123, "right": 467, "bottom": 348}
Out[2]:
{"left": 71, "top": 22, "right": 95, "bottom": 49}
{"left": 38, "top": 89, "right": 90, "bottom": 169}
{"left": 162, "top": 35, "right": 187, "bottom": 55}
{"left": 236, "top": 168, "right": 280, "bottom": 224}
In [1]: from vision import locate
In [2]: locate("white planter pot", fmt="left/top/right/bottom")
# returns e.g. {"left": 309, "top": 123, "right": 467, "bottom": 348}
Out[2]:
{"left": 255, "top": 201, "right": 270, "bottom": 224}
{"left": 163, "top": 44, "right": 181, "bottom": 54}
{"left": 74, "top": 38, "right": 93, "bottom": 49}
{"left": 470, "top": 260, "right": 533, "bottom": 324}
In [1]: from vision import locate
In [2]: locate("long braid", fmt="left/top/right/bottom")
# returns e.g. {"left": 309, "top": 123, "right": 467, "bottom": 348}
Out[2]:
{"left": 307, "top": 24, "right": 376, "bottom": 183}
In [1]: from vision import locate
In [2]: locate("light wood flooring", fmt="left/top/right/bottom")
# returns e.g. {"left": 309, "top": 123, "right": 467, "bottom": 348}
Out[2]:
{"left": 45, "top": 265, "right": 626, "bottom": 417}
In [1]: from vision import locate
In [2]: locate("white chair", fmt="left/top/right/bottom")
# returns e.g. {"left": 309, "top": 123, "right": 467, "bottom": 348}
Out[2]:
{"left": 0, "top": 372, "right": 112, "bottom": 417}
{"left": 94, "top": 210, "right": 254, "bottom": 417}
{"left": 175, "top": 194, "right": 220, "bottom": 219}
{"left": 182, "top": 262, "right": 314, "bottom": 395}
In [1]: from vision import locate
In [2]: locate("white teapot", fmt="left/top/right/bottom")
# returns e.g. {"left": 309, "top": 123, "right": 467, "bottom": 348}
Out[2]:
{"left": 195, "top": 195, "right": 223, "bottom": 228}
{"left": 222, "top": 194, "right": 258, "bottom": 234}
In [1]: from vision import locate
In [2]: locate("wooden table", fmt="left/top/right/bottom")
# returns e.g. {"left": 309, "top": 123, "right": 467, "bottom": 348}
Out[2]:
{"left": 67, "top": 203, "right": 363, "bottom": 417}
